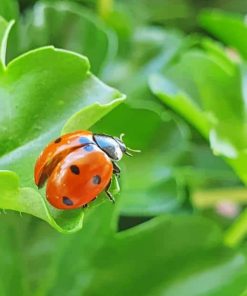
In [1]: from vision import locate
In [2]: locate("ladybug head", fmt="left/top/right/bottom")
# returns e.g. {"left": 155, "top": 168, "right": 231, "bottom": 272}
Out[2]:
{"left": 93, "top": 133, "right": 140, "bottom": 161}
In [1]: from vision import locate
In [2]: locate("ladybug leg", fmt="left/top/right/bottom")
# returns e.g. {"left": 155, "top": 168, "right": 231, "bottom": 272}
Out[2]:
{"left": 105, "top": 179, "right": 115, "bottom": 204}
{"left": 82, "top": 197, "right": 97, "bottom": 209}
{"left": 113, "top": 162, "right": 121, "bottom": 178}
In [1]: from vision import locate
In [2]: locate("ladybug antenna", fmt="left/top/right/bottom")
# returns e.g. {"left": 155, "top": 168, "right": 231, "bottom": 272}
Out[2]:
{"left": 119, "top": 133, "right": 125, "bottom": 141}
{"left": 117, "top": 133, "right": 141, "bottom": 156}
{"left": 125, "top": 147, "right": 141, "bottom": 157}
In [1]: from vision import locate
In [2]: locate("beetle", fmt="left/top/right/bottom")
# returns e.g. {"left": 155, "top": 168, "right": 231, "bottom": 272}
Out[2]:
{"left": 34, "top": 130, "right": 139, "bottom": 209}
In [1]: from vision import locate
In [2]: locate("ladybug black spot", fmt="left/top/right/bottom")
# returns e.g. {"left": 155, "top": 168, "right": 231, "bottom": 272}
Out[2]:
{"left": 84, "top": 145, "right": 94, "bottom": 152}
{"left": 54, "top": 137, "right": 62, "bottom": 143}
{"left": 92, "top": 175, "right": 101, "bottom": 185}
{"left": 70, "top": 165, "right": 80, "bottom": 175}
{"left": 62, "top": 196, "right": 74, "bottom": 206}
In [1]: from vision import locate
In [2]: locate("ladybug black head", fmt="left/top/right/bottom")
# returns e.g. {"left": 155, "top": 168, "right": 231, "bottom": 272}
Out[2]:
{"left": 93, "top": 133, "right": 140, "bottom": 161}
{"left": 93, "top": 134, "right": 125, "bottom": 161}
{"left": 114, "top": 136, "right": 127, "bottom": 153}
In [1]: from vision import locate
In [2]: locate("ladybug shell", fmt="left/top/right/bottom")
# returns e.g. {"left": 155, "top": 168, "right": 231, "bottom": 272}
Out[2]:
{"left": 34, "top": 131, "right": 94, "bottom": 188}
{"left": 46, "top": 144, "right": 113, "bottom": 209}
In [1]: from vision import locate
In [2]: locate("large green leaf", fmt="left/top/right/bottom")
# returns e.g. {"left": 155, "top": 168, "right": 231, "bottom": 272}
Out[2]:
{"left": 0, "top": 18, "right": 125, "bottom": 232}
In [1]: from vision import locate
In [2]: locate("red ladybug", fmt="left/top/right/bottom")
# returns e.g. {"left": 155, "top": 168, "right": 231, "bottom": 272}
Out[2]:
{"left": 34, "top": 130, "right": 139, "bottom": 210}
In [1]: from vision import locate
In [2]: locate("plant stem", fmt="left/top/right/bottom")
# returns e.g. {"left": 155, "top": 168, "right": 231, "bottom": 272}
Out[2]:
{"left": 97, "top": 0, "right": 113, "bottom": 19}
{"left": 193, "top": 187, "right": 247, "bottom": 208}
{"left": 224, "top": 209, "right": 247, "bottom": 247}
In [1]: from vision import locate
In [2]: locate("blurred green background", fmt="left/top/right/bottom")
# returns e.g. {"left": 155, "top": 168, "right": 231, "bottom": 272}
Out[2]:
{"left": 1, "top": 0, "right": 247, "bottom": 295}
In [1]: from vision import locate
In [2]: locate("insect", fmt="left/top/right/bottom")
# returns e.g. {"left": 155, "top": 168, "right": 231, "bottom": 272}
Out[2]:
{"left": 34, "top": 130, "right": 139, "bottom": 209}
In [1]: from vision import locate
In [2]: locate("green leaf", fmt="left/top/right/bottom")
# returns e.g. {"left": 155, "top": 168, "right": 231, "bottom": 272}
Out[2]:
{"left": 0, "top": 170, "right": 84, "bottom": 233}
{"left": 200, "top": 10, "right": 247, "bottom": 59}
{"left": 149, "top": 73, "right": 209, "bottom": 137}
{"left": 62, "top": 99, "right": 124, "bottom": 135}
{"left": 0, "top": 18, "right": 125, "bottom": 232}
{"left": 15, "top": 1, "right": 117, "bottom": 74}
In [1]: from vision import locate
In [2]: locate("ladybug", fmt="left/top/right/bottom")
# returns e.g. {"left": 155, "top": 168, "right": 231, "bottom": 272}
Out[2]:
{"left": 34, "top": 130, "right": 139, "bottom": 210}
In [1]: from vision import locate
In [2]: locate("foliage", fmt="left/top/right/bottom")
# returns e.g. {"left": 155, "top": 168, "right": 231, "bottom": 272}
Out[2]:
{"left": 1, "top": 0, "right": 247, "bottom": 295}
